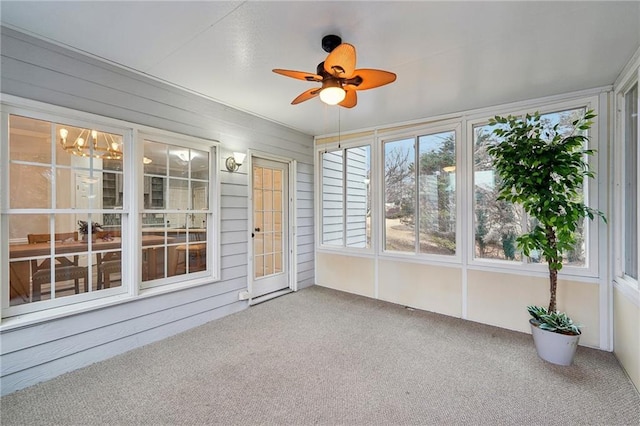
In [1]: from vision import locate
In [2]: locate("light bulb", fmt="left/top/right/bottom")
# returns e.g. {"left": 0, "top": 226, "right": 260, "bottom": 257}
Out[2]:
{"left": 319, "top": 87, "right": 346, "bottom": 105}
{"left": 91, "top": 130, "right": 98, "bottom": 140}
{"left": 59, "top": 128, "right": 68, "bottom": 140}
{"left": 77, "top": 137, "right": 85, "bottom": 147}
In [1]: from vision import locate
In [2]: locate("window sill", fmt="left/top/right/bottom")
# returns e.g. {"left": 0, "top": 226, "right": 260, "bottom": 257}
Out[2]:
{"left": 468, "top": 259, "right": 600, "bottom": 281}
{"left": 613, "top": 277, "right": 640, "bottom": 307}
{"left": 316, "top": 246, "right": 375, "bottom": 258}
{"left": 0, "top": 293, "right": 135, "bottom": 332}
{"left": 379, "top": 250, "right": 461, "bottom": 266}
{"left": 0, "top": 276, "right": 219, "bottom": 333}
{"left": 138, "top": 274, "right": 218, "bottom": 298}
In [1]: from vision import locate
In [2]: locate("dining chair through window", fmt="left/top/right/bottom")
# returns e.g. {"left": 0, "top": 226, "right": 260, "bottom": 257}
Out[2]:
{"left": 174, "top": 230, "right": 207, "bottom": 274}
{"left": 96, "top": 230, "right": 122, "bottom": 289}
{"left": 95, "top": 230, "right": 150, "bottom": 286}
{"left": 27, "top": 232, "right": 88, "bottom": 301}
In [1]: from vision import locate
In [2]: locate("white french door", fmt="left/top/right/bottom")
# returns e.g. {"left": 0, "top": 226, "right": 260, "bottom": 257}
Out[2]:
{"left": 251, "top": 157, "right": 290, "bottom": 298}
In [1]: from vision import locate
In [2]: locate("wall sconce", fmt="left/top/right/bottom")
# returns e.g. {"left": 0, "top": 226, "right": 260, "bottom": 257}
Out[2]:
{"left": 225, "top": 152, "right": 246, "bottom": 172}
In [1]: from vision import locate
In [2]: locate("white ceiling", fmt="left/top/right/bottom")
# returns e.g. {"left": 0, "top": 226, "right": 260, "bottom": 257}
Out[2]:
{"left": 1, "top": 1, "right": 639, "bottom": 136}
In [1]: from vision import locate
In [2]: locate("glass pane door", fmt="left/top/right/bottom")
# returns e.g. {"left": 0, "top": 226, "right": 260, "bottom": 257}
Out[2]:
{"left": 252, "top": 158, "right": 289, "bottom": 297}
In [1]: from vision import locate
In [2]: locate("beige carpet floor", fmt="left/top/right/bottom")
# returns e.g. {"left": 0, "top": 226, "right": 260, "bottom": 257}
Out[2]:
{"left": 1, "top": 285, "right": 639, "bottom": 425}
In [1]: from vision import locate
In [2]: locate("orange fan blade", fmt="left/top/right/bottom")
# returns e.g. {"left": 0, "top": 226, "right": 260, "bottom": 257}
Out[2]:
{"left": 291, "top": 88, "right": 321, "bottom": 105}
{"left": 348, "top": 69, "right": 397, "bottom": 90}
{"left": 273, "top": 69, "right": 323, "bottom": 82}
{"left": 324, "top": 43, "right": 356, "bottom": 78}
{"left": 339, "top": 89, "right": 357, "bottom": 108}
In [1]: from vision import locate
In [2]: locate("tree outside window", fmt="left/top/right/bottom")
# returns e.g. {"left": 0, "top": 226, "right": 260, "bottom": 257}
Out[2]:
{"left": 384, "top": 131, "right": 456, "bottom": 255}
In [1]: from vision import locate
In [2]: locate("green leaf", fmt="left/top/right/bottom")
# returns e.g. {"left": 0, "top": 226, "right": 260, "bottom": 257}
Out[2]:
{"left": 489, "top": 109, "right": 606, "bottom": 312}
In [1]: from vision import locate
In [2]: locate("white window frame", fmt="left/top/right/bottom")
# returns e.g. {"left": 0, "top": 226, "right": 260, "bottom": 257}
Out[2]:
{"left": 0, "top": 95, "right": 221, "bottom": 321}
{"left": 138, "top": 130, "right": 219, "bottom": 290}
{"left": 316, "top": 136, "right": 375, "bottom": 255}
{"left": 1, "top": 101, "right": 132, "bottom": 317}
{"left": 378, "top": 121, "right": 462, "bottom": 264}
{"left": 313, "top": 90, "right": 608, "bottom": 287}
{"left": 466, "top": 96, "right": 602, "bottom": 279}
{"left": 612, "top": 57, "right": 639, "bottom": 299}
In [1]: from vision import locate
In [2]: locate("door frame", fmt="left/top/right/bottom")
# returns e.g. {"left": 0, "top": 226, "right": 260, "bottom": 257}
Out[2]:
{"left": 246, "top": 150, "right": 297, "bottom": 304}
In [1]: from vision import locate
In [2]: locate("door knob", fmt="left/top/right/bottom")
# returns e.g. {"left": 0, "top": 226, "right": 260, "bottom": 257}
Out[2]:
{"left": 254, "top": 227, "right": 261, "bottom": 232}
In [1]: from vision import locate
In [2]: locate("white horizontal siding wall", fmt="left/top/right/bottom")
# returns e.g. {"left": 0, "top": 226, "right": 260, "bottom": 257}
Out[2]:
{"left": 345, "top": 147, "right": 368, "bottom": 248}
{"left": 321, "top": 147, "right": 368, "bottom": 248}
{"left": 322, "top": 151, "right": 344, "bottom": 245}
{"left": 0, "top": 27, "right": 314, "bottom": 395}
{"left": 296, "top": 162, "right": 315, "bottom": 286}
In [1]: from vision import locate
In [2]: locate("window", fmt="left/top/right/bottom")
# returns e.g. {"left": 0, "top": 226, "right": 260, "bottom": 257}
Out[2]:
{"left": 321, "top": 145, "right": 371, "bottom": 248}
{"left": 383, "top": 129, "right": 457, "bottom": 255}
{"left": 384, "top": 138, "right": 415, "bottom": 252}
{"left": 472, "top": 107, "right": 591, "bottom": 267}
{"left": 473, "top": 121, "right": 522, "bottom": 261}
{"left": 315, "top": 98, "right": 602, "bottom": 276}
{"left": 141, "top": 136, "right": 214, "bottom": 286}
{"left": 623, "top": 83, "right": 638, "bottom": 280}
{"left": 1, "top": 101, "right": 220, "bottom": 318}
{"left": 4, "top": 113, "right": 128, "bottom": 313}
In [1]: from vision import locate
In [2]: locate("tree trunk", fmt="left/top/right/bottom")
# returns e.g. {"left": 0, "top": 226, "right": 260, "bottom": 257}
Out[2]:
{"left": 546, "top": 225, "right": 558, "bottom": 313}
{"left": 548, "top": 267, "right": 557, "bottom": 313}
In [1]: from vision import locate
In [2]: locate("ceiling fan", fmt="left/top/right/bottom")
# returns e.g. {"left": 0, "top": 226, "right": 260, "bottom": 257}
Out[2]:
{"left": 272, "top": 35, "right": 397, "bottom": 108}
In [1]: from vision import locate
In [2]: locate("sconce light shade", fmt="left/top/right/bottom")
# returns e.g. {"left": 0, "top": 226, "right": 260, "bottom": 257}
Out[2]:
{"left": 233, "top": 152, "right": 246, "bottom": 165}
{"left": 226, "top": 152, "right": 246, "bottom": 172}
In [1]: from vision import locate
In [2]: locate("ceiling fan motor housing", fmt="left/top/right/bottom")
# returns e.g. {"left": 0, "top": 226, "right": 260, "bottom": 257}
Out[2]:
{"left": 322, "top": 34, "right": 342, "bottom": 53}
{"left": 316, "top": 61, "right": 331, "bottom": 78}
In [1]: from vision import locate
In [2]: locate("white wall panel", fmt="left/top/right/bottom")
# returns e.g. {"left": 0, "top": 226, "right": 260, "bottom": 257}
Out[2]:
{"left": 467, "top": 269, "right": 600, "bottom": 347}
{"left": 613, "top": 287, "right": 640, "bottom": 390}
{"left": 296, "top": 161, "right": 315, "bottom": 287}
{"left": 378, "top": 260, "right": 462, "bottom": 317}
{"left": 316, "top": 253, "right": 375, "bottom": 298}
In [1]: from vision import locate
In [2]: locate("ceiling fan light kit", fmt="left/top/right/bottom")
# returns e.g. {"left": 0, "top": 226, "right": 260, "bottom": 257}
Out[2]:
{"left": 273, "top": 34, "right": 396, "bottom": 108}
{"left": 319, "top": 79, "right": 346, "bottom": 105}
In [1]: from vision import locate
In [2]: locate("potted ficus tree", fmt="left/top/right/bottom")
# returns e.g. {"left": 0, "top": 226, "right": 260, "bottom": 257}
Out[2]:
{"left": 487, "top": 108, "right": 605, "bottom": 366}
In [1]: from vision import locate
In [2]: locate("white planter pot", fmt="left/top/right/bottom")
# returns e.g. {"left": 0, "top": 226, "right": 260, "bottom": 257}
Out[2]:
{"left": 530, "top": 320, "right": 580, "bottom": 366}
